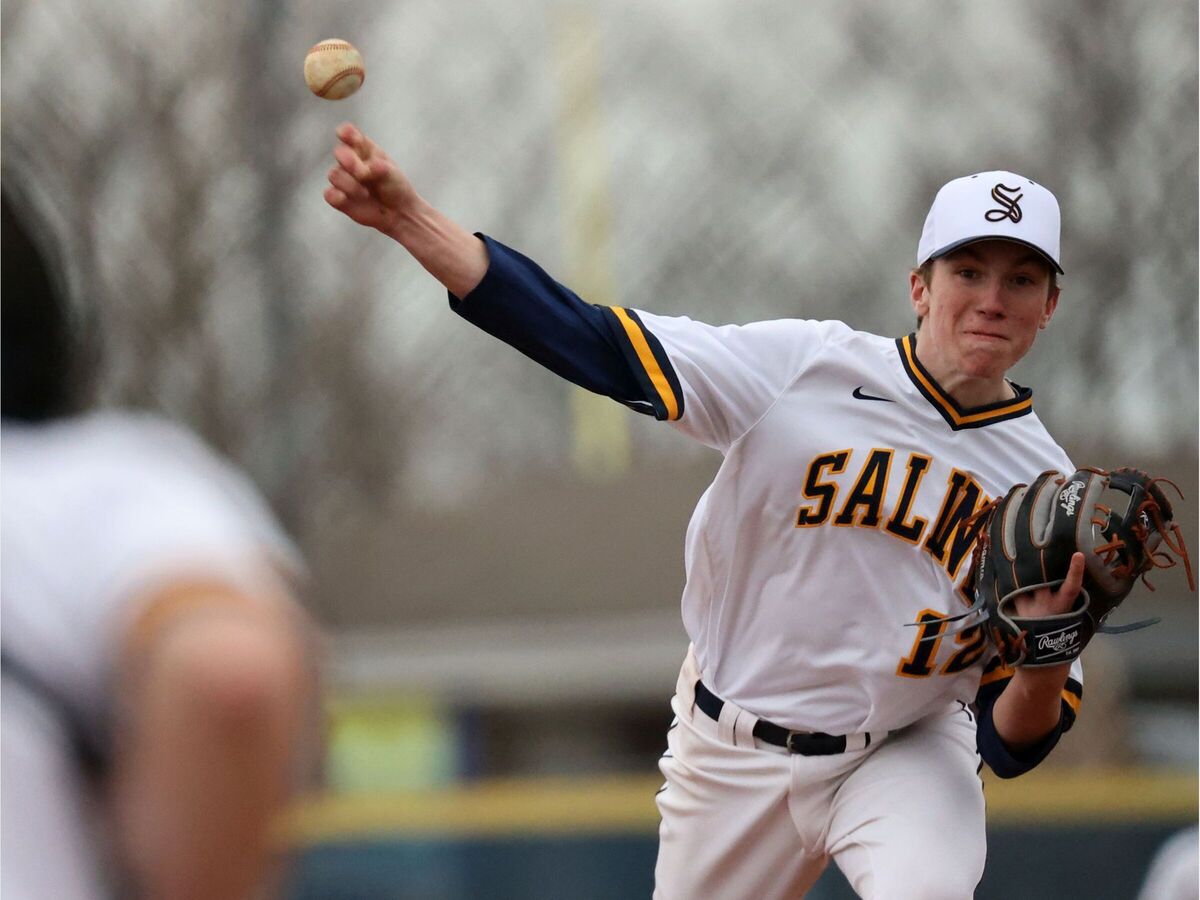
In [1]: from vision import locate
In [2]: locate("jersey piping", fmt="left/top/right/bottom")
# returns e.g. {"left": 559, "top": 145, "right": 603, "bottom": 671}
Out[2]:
{"left": 601, "top": 306, "right": 685, "bottom": 421}
{"left": 896, "top": 333, "right": 1034, "bottom": 430}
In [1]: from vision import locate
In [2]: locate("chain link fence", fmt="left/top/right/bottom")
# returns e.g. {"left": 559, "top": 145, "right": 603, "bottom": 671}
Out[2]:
{"left": 3, "top": 0, "right": 1196, "bottom": 633}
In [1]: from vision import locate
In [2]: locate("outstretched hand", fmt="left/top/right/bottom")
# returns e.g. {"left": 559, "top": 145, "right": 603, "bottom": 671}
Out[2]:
{"left": 324, "top": 122, "right": 418, "bottom": 236}
{"left": 321, "top": 122, "right": 489, "bottom": 297}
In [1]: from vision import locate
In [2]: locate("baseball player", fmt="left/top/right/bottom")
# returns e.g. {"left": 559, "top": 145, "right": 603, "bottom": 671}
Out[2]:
{"left": 325, "top": 123, "right": 1084, "bottom": 899}
{"left": 1137, "top": 826, "right": 1199, "bottom": 900}
{"left": 1, "top": 188, "right": 319, "bottom": 899}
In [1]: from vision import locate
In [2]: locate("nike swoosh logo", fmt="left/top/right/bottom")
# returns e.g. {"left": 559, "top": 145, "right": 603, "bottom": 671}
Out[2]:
{"left": 852, "top": 386, "right": 894, "bottom": 402}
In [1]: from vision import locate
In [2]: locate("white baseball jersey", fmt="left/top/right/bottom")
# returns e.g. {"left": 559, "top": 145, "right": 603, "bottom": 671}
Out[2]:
{"left": 1, "top": 411, "right": 299, "bottom": 900}
{"left": 618, "top": 313, "right": 1082, "bottom": 735}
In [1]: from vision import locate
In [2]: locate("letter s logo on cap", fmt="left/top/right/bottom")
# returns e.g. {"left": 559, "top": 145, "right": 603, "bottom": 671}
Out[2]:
{"left": 985, "top": 183, "right": 1024, "bottom": 223}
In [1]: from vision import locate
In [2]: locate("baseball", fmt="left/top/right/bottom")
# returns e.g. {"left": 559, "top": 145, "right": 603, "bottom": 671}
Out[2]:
{"left": 304, "top": 39, "right": 365, "bottom": 100}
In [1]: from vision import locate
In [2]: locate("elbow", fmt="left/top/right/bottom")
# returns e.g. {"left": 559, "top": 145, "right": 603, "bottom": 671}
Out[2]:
{"left": 142, "top": 614, "right": 308, "bottom": 734}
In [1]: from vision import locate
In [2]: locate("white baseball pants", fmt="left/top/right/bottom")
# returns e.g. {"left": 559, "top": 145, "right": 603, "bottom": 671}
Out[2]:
{"left": 653, "top": 648, "right": 986, "bottom": 900}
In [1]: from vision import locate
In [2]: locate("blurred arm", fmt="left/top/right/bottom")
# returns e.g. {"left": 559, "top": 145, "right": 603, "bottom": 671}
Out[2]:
{"left": 112, "top": 580, "right": 314, "bottom": 900}
{"left": 324, "top": 122, "right": 488, "bottom": 299}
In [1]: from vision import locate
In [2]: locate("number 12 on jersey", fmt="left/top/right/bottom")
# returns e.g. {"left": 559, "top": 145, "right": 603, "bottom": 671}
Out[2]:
{"left": 897, "top": 609, "right": 987, "bottom": 678}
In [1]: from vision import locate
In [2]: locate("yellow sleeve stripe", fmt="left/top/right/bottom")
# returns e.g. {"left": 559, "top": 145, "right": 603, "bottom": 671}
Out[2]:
{"left": 611, "top": 307, "right": 680, "bottom": 421}
{"left": 980, "top": 666, "right": 1083, "bottom": 718}
{"left": 980, "top": 661, "right": 1017, "bottom": 686}
{"left": 1062, "top": 689, "right": 1082, "bottom": 715}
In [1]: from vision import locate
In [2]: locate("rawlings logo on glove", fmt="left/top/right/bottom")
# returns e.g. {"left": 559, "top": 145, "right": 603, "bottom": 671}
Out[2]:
{"left": 1058, "top": 479, "right": 1085, "bottom": 516}
{"left": 1036, "top": 628, "right": 1080, "bottom": 654}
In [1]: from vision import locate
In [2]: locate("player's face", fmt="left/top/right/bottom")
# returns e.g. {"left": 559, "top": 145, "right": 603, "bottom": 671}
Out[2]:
{"left": 909, "top": 240, "right": 1060, "bottom": 388}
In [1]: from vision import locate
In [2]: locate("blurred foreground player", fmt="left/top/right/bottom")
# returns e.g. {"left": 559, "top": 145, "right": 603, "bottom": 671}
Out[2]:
{"left": 323, "top": 124, "right": 1191, "bottom": 898}
{"left": 1, "top": 187, "right": 318, "bottom": 899}
{"left": 1137, "top": 825, "right": 1199, "bottom": 900}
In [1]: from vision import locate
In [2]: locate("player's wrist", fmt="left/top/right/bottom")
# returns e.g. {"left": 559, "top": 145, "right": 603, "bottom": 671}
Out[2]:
{"left": 1007, "top": 661, "right": 1071, "bottom": 698}
{"left": 992, "top": 665, "right": 1069, "bottom": 752}
{"left": 383, "top": 193, "right": 430, "bottom": 245}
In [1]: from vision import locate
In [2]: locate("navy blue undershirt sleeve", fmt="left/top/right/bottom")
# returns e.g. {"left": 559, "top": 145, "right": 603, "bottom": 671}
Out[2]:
{"left": 975, "top": 692, "right": 1063, "bottom": 779}
{"left": 448, "top": 234, "right": 653, "bottom": 413}
{"left": 974, "top": 675, "right": 1080, "bottom": 778}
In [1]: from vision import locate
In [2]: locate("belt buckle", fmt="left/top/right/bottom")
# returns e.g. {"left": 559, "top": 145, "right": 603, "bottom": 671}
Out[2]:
{"left": 786, "top": 730, "right": 843, "bottom": 756}
{"left": 785, "top": 731, "right": 807, "bottom": 754}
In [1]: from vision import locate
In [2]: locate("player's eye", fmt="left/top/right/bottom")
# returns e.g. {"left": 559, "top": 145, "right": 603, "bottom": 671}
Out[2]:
{"left": 956, "top": 268, "right": 980, "bottom": 280}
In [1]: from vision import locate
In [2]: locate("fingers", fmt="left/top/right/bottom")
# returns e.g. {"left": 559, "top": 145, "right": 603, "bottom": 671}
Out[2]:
{"left": 367, "top": 156, "right": 393, "bottom": 179}
{"left": 328, "top": 122, "right": 407, "bottom": 224}
{"left": 355, "top": 131, "right": 379, "bottom": 163}
{"left": 323, "top": 186, "right": 347, "bottom": 209}
{"left": 327, "top": 166, "right": 369, "bottom": 201}
{"left": 1013, "top": 552, "right": 1086, "bottom": 618}
{"left": 1060, "top": 552, "right": 1085, "bottom": 601}
{"left": 334, "top": 143, "right": 370, "bottom": 181}
{"left": 333, "top": 140, "right": 398, "bottom": 197}
{"left": 335, "top": 122, "right": 367, "bottom": 162}
{"left": 336, "top": 121, "right": 376, "bottom": 160}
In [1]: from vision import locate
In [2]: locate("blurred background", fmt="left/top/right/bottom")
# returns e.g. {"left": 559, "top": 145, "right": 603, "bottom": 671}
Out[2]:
{"left": 3, "top": 0, "right": 1196, "bottom": 897}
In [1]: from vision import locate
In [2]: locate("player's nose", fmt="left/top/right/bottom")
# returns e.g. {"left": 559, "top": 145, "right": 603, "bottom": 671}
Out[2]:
{"left": 977, "top": 278, "right": 1007, "bottom": 316}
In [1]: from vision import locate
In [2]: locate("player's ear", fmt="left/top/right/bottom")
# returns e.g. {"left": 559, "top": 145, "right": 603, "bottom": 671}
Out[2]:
{"left": 1038, "top": 285, "right": 1061, "bottom": 330}
{"left": 909, "top": 268, "right": 930, "bottom": 319}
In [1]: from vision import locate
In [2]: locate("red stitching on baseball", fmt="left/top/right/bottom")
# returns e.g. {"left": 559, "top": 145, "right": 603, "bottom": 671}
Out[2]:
{"left": 310, "top": 42, "right": 353, "bottom": 53}
{"left": 318, "top": 67, "right": 365, "bottom": 97}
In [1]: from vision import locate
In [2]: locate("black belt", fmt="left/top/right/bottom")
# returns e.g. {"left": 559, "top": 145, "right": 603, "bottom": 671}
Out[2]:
{"left": 694, "top": 680, "right": 870, "bottom": 756}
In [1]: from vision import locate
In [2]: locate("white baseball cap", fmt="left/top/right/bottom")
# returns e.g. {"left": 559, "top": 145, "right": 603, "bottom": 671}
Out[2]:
{"left": 917, "top": 171, "right": 1063, "bottom": 274}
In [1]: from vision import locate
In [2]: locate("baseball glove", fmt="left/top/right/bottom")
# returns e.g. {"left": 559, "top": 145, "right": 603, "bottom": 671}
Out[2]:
{"left": 967, "top": 467, "right": 1195, "bottom": 667}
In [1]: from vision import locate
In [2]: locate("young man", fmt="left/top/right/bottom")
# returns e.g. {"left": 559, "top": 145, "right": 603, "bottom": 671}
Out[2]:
{"left": 324, "top": 125, "right": 1083, "bottom": 899}
{"left": 1, "top": 189, "right": 320, "bottom": 899}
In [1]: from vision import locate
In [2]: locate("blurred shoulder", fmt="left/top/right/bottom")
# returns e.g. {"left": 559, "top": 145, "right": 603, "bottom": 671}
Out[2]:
{"left": 2, "top": 410, "right": 301, "bottom": 579}
{"left": 6, "top": 409, "right": 256, "bottom": 500}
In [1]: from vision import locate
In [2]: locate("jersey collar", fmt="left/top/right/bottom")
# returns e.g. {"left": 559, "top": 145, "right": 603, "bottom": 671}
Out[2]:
{"left": 895, "top": 333, "right": 1033, "bottom": 430}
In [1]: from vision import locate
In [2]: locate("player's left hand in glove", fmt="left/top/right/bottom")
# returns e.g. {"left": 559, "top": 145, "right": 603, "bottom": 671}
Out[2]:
{"left": 967, "top": 467, "right": 1195, "bottom": 667}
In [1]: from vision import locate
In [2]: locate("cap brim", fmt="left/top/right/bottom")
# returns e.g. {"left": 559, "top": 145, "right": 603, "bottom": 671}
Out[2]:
{"left": 923, "top": 236, "right": 1064, "bottom": 275}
